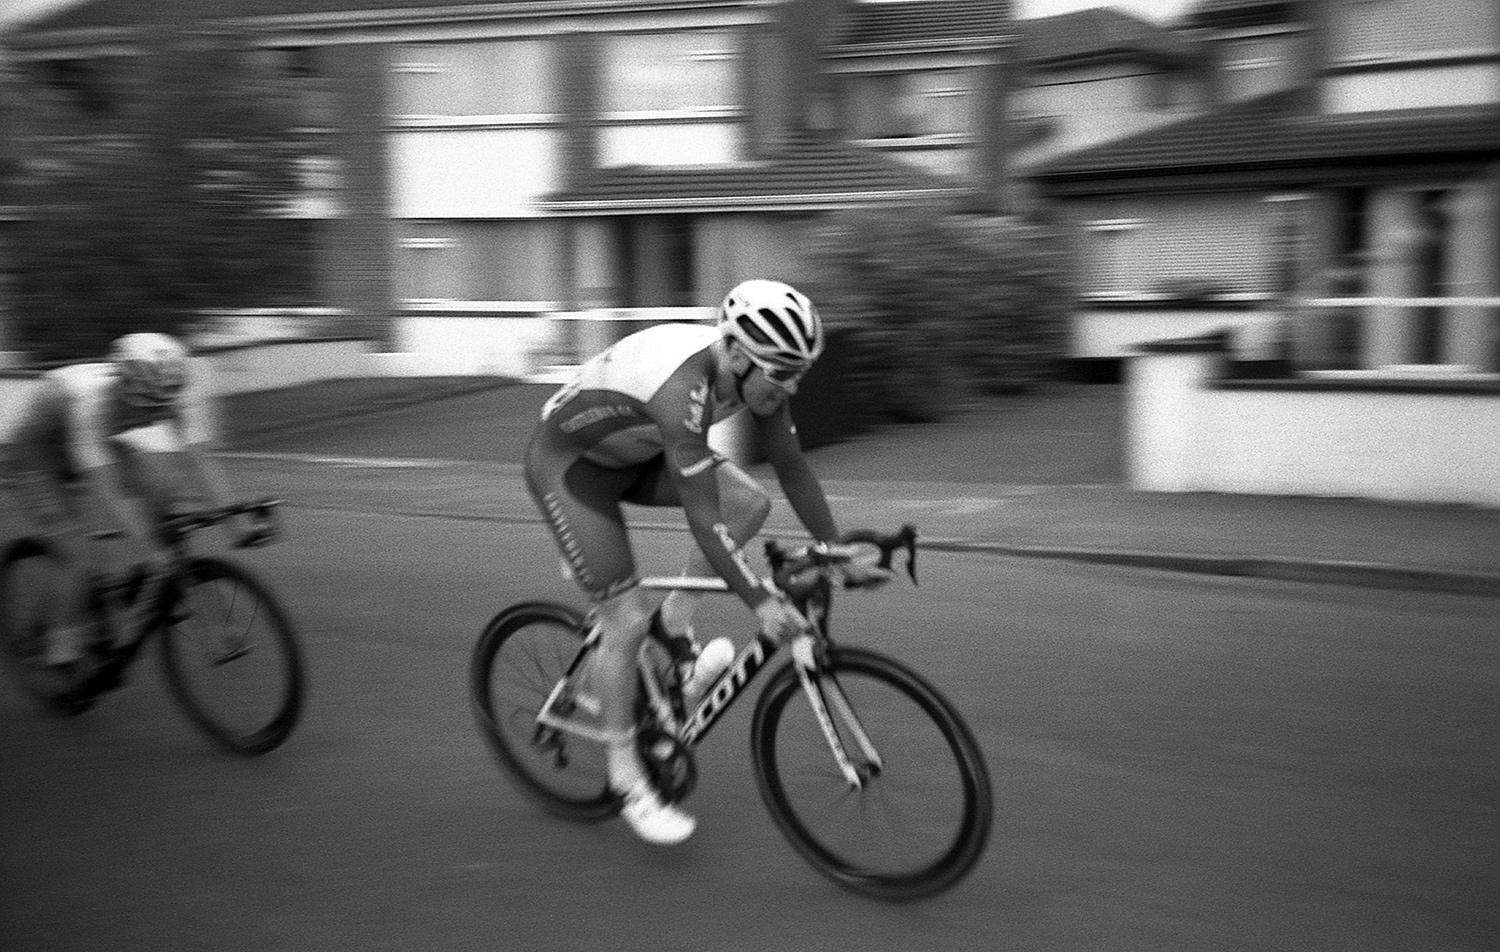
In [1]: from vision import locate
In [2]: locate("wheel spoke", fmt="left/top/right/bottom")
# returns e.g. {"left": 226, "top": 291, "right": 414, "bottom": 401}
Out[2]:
{"left": 752, "top": 647, "right": 992, "bottom": 900}
{"left": 470, "top": 605, "right": 616, "bottom": 821}
{"left": 158, "top": 559, "right": 303, "bottom": 755}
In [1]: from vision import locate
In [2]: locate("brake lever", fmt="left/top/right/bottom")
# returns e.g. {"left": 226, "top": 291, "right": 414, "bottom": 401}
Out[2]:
{"left": 895, "top": 524, "right": 918, "bottom": 585}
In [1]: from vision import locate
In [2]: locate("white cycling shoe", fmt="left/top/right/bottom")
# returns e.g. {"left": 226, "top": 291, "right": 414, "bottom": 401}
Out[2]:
{"left": 617, "top": 782, "right": 697, "bottom": 846}
{"left": 682, "top": 636, "right": 735, "bottom": 703}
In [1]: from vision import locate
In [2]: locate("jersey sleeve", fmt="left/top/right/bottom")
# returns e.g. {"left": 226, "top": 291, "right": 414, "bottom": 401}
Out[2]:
{"left": 176, "top": 381, "right": 213, "bottom": 446}
{"left": 1, "top": 377, "right": 57, "bottom": 448}
{"left": 754, "top": 402, "right": 839, "bottom": 543}
{"left": 65, "top": 377, "right": 113, "bottom": 471}
{"left": 649, "top": 361, "right": 774, "bottom": 609}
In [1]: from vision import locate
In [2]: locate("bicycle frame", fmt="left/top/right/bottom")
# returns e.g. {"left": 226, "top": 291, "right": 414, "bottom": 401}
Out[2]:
{"left": 70, "top": 500, "right": 281, "bottom": 693}
{"left": 538, "top": 525, "right": 917, "bottom": 790}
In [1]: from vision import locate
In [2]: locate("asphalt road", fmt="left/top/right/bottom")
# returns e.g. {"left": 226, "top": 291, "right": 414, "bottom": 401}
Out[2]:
{"left": 4, "top": 506, "right": 1498, "bottom": 952}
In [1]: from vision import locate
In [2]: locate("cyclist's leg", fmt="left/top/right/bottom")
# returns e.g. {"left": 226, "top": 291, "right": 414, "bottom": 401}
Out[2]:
{"left": 628, "top": 456, "right": 771, "bottom": 636}
{"left": 524, "top": 440, "right": 695, "bottom": 843}
{"left": 0, "top": 460, "right": 99, "bottom": 665}
{"left": 525, "top": 442, "right": 652, "bottom": 750}
{"left": 110, "top": 434, "right": 188, "bottom": 532}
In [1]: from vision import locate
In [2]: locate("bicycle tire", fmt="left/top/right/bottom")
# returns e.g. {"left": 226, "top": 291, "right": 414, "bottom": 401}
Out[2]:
{"left": 157, "top": 556, "right": 304, "bottom": 755}
{"left": 0, "top": 537, "right": 97, "bottom": 716}
{"left": 469, "top": 601, "right": 619, "bottom": 822}
{"left": 751, "top": 646, "right": 993, "bottom": 901}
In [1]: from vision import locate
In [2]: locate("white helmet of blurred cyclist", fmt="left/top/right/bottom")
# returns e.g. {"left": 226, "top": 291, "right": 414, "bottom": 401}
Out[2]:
{"left": 110, "top": 332, "right": 190, "bottom": 408}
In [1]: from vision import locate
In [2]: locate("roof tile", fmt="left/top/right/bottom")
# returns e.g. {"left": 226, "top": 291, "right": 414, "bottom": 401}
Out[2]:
{"left": 8, "top": 0, "right": 745, "bottom": 35}
{"left": 1036, "top": 90, "right": 1500, "bottom": 180}
{"left": 829, "top": 0, "right": 1012, "bottom": 51}
{"left": 1018, "top": 7, "right": 1196, "bottom": 66}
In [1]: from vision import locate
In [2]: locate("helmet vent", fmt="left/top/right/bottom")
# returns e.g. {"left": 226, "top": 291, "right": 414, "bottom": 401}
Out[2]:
{"left": 737, "top": 315, "right": 775, "bottom": 347}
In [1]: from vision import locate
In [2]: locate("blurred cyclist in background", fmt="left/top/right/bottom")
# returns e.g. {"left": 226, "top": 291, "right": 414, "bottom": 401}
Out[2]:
{"left": 1, "top": 332, "right": 250, "bottom": 674}
{"left": 525, "top": 279, "right": 888, "bottom": 845}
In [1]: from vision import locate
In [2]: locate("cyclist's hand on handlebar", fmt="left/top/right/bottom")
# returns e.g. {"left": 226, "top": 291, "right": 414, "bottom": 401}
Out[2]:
{"left": 755, "top": 597, "right": 811, "bottom": 644}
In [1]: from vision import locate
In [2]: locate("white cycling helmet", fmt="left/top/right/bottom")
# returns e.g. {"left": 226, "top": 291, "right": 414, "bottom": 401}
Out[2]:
{"left": 718, "top": 279, "right": 824, "bottom": 371}
{"left": 110, "top": 332, "right": 190, "bottom": 408}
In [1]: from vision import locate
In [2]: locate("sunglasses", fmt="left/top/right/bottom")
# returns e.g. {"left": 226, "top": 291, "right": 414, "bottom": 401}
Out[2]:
{"left": 761, "top": 364, "right": 804, "bottom": 391}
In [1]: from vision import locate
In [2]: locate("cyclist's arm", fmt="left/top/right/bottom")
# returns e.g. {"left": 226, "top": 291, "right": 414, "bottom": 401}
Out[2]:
{"left": 77, "top": 457, "right": 163, "bottom": 561}
{"left": 173, "top": 394, "right": 243, "bottom": 544}
{"left": 652, "top": 386, "right": 776, "bottom": 610}
{"left": 754, "top": 404, "right": 839, "bottom": 543}
{"left": 68, "top": 396, "right": 170, "bottom": 563}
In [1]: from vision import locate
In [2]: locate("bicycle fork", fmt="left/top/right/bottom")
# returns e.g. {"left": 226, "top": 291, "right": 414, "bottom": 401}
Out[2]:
{"left": 790, "top": 635, "right": 883, "bottom": 790}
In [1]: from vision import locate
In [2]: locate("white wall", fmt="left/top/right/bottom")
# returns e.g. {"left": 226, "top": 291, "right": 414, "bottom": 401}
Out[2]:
{"left": 1128, "top": 345, "right": 1500, "bottom": 506}
{"left": 200, "top": 339, "right": 375, "bottom": 396}
{"left": 1326, "top": 64, "right": 1500, "bottom": 113}
{"left": 377, "top": 314, "right": 558, "bottom": 377}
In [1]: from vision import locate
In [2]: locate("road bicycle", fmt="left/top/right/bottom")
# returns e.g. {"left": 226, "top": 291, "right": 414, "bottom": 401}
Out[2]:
{"left": 0, "top": 499, "right": 305, "bottom": 755}
{"left": 470, "top": 525, "right": 993, "bottom": 901}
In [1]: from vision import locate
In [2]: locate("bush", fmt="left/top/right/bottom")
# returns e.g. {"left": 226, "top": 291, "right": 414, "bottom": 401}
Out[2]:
{"left": 3, "top": 34, "right": 315, "bottom": 364}
{"left": 803, "top": 204, "right": 1074, "bottom": 423}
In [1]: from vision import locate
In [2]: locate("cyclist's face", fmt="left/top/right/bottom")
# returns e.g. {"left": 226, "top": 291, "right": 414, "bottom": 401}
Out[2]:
{"left": 742, "top": 364, "right": 800, "bottom": 414}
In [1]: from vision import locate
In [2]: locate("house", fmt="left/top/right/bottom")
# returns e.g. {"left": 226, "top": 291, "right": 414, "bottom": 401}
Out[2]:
{"left": 1032, "top": 0, "right": 1500, "bottom": 375}
{"left": 1081, "top": 0, "right": 1500, "bottom": 506}
{"left": 1, "top": 0, "right": 1009, "bottom": 376}
{"left": 819, "top": 0, "right": 1012, "bottom": 205}
{"left": 1010, "top": 6, "right": 1206, "bottom": 177}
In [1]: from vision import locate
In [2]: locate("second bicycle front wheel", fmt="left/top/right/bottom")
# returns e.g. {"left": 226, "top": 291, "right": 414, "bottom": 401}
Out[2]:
{"left": 752, "top": 646, "right": 993, "bottom": 901}
{"left": 469, "top": 601, "right": 618, "bottom": 822}
{"left": 158, "top": 557, "right": 304, "bottom": 755}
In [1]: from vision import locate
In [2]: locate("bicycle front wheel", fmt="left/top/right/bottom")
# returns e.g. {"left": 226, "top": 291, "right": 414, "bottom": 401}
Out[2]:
{"left": 752, "top": 646, "right": 993, "bottom": 901}
{"left": 469, "top": 602, "right": 618, "bottom": 822}
{"left": 0, "top": 537, "right": 96, "bottom": 716}
{"left": 158, "top": 557, "right": 304, "bottom": 755}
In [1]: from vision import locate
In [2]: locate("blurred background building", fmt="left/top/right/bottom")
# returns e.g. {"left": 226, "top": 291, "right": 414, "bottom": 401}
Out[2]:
{"left": 1, "top": 0, "right": 1498, "bottom": 379}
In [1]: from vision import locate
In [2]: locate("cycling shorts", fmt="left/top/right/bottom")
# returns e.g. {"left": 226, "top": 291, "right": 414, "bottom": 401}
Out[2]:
{"left": 524, "top": 429, "right": 726, "bottom": 602}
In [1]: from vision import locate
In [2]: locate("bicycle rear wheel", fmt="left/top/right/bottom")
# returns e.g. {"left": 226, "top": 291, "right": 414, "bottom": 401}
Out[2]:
{"left": 158, "top": 557, "right": 304, "bottom": 755}
{"left": 0, "top": 537, "right": 96, "bottom": 716}
{"left": 752, "top": 646, "right": 993, "bottom": 901}
{"left": 470, "top": 602, "right": 619, "bottom": 822}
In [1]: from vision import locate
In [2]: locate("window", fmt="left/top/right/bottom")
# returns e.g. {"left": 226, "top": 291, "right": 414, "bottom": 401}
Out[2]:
{"left": 852, "top": 70, "right": 974, "bottom": 140}
{"left": 1082, "top": 213, "right": 1144, "bottom": 297}
{"left": 600, "top": 32, "right": 739, "bottom": 116}
{"left": 1412, "top": 188, "right": 1452, "bottom": 363}
{"left": 1218, "top": 35, "right": 1294, "bottom": 100}
{"left": 395, "top": 221, "right": 563, "bottom": 302}
{"left": 391, "top": 40, "right": 556, "bottom": 120}
{"left": 615, "top": 216, "right": 697, "bottom": 307}
{"left": 1265, "top": 193, "right": 1312, "bottom": 296}
{"left": 1082, "top": 196, "right": 1276, "bottom": 300}
{"left": 596, "top": 32, "right": 741, "bottom": 167}
{"left": 1332, "top": 0, "right": 1496, "bottom": 61}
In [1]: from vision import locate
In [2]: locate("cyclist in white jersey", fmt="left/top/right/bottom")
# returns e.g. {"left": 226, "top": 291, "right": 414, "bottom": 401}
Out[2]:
{"left": 1, "top": 332, "right": 249, "bottom": 672}
{"left": 526, "top": 279, "right": 888, "bottom": 845}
